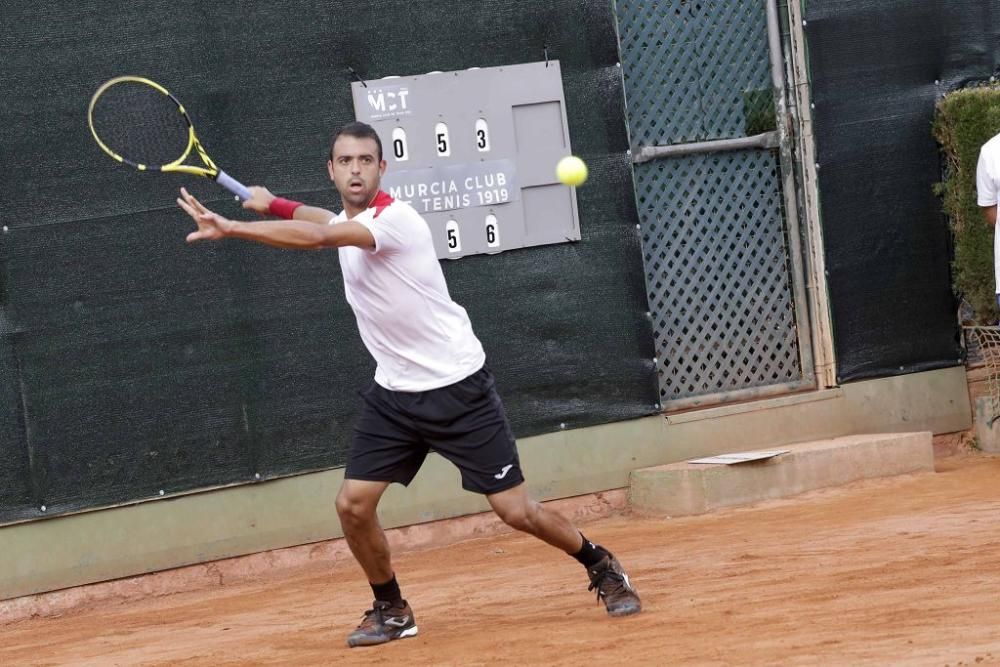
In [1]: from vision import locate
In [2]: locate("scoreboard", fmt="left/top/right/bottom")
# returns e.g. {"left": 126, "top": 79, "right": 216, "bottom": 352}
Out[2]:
{"left": 351, "top": 61, "right": 581, "bottom": 260}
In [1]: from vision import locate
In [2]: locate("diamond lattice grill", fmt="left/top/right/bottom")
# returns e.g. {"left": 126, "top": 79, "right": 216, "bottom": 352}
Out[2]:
{"left": 616, "top": 0, "right": 803, "bottom": 405}
{"left": 636, "top": 151, "right": 801, "bottom": 402}
{"left": 616, "top": 0, "right": 773, "bottom": 146}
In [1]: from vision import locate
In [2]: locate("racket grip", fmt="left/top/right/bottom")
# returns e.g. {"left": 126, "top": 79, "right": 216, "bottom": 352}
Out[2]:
{"left": 216, "top": 171, "right": 252, "bottom": 201}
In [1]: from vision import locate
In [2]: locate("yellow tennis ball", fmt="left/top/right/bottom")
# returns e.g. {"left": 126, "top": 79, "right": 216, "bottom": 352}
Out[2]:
{"left": 556, "top": 155, "right": 588, "bottom": 186}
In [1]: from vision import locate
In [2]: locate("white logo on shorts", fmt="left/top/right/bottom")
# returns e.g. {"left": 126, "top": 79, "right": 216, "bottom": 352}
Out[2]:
{"left": 494, "top": 464, "right": 514, "bottom": 480}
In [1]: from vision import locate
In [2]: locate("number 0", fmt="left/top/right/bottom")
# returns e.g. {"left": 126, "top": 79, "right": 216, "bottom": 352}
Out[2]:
{"left": 391, "top": 127, "right": 408, "bottom": 161}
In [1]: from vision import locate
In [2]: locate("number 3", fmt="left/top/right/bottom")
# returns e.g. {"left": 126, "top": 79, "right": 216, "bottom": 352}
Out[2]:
{"left": 475, "top": 119, "right": 490, "bottom": 152}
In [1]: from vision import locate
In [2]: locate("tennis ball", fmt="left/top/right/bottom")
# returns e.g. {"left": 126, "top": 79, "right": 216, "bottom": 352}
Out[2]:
{"left": 556, "top": 155, "right": 588, "bottom": 187}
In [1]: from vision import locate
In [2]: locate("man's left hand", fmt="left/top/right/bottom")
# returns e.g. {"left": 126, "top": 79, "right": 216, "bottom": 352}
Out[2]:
{"left": 177, "top": 187, "right": 234, "bottom": 243}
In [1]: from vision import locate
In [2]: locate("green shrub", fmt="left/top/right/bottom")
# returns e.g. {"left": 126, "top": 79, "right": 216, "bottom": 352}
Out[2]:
{"left": 933, "top": 86, "right": 1000, "bottom": 323}
{"left": 743, "top": 88, "right": 776, "bottom": 136}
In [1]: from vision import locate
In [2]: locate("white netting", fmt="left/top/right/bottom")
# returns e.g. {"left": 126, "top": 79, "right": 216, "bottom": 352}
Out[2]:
{"left": 965, "top": 326, "right": 1000, "bottom": 424}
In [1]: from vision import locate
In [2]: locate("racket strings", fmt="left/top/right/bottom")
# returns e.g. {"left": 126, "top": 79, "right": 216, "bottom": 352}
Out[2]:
{"left": 90, "top": 83, "right": 191, "bottom": 168}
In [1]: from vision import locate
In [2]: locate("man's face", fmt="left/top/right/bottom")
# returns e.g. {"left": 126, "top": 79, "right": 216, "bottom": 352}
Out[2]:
{"left": 328, "top": 135, "right": 386, "bottom": 211}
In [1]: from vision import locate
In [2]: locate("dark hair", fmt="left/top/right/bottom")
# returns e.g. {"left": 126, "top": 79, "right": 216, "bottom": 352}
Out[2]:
{"left": 329, "top": 121, "right": 383, "bottom": 162}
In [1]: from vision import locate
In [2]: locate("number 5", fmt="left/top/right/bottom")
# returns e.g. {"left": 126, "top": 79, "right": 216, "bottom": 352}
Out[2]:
{"left": 446, "top": 220, "right": 461, "bottom": 252}
{"left": 434, "top": 122, "right": 451, "bottom": 157}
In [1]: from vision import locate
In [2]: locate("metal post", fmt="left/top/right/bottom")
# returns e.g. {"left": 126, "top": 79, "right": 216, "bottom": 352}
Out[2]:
{"left": 634, "top": 131, "right": 780, "bottom": 162}
{"left": 765, "top": 0, "right": 817, "bottom": 389}
{"left": 782, "top": 0, "right": 838, "bottom": 388}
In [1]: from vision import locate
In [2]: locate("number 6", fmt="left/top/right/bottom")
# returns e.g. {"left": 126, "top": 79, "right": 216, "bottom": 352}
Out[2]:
{"left": 485, "top": 214, "right": 499, "bottom": 248}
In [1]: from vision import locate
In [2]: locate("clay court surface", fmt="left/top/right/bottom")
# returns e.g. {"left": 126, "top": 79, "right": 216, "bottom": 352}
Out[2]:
{"left": 5, "top": 451, "right": 1000, "bottom": 666}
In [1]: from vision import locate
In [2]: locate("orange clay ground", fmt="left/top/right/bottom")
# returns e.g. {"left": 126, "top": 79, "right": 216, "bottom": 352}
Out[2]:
{"left": 4, "top": 450, "right": 1000, "bottom": 666}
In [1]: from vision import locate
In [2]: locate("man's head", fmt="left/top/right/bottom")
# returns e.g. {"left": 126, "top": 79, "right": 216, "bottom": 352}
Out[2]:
{"left": 328, "top": 122, "right": 386, "bottom": 214}
{"left": 329, "top": 122, "right": 383, "bottom": 162}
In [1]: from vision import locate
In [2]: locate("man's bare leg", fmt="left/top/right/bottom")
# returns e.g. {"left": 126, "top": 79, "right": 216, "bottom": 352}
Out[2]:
{"left": 486, "top": 482, "right": 583, "bottom": 552}
{"left": 336, "top": 479, "right": 419, "bottom": 647}
{"left": 335, "top": 479, "right": 393, "bottom": 583}
{"left": 487, "top": 482, "right": 642, "bottom": 617}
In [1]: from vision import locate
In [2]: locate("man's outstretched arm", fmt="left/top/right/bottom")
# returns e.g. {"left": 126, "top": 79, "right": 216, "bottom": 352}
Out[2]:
{"left": 242, "top": 186, "right": 335, "bottom": 225}
{"left": 177, "top": 188, "right": 374, "bottom": 250}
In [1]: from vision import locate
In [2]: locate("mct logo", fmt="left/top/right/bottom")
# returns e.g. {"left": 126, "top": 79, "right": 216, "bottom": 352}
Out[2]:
{"left": 365, "top": 85, "right": 411, "bottom": 120}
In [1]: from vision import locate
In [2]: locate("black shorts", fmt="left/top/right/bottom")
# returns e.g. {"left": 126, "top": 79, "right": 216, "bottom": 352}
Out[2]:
{"left": 345, "top": 365, "right": 524, "bottom": 495}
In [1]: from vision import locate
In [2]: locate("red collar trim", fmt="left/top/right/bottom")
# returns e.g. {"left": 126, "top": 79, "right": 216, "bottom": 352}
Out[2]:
{"left": 369, "top": 190, "right": 394, "bottom": 218}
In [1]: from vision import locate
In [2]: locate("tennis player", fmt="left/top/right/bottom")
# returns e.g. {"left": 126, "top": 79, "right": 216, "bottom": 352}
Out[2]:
{"left": 175, "top": 121, "right": 641, "bottom": 647}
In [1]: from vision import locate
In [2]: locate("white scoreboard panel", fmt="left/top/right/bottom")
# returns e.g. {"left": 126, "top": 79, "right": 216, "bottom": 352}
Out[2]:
{"left": 351, "top": 61, "right": 581, "bottom": 260}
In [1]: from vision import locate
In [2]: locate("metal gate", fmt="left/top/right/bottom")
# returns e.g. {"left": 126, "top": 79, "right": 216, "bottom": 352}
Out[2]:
{"left": 615, "top": 0, "right": 816, "bottom": 410}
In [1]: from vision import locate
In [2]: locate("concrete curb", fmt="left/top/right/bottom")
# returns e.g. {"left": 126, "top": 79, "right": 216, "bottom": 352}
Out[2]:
{"left": 628, "top": 432, "right": 934, "bottom": 517}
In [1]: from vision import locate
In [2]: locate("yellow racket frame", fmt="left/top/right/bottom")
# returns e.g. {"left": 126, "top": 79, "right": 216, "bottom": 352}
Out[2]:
{"left": 87, "top": 75, "right": 220, "bottom": 176}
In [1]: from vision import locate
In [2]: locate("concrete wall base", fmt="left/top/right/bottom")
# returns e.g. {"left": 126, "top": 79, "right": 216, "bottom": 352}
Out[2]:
{"left": 0, "top": 489, "right": 626, "bottom": 624}
{"left": 0, "top": 366, "right": 971, "bottom": 604}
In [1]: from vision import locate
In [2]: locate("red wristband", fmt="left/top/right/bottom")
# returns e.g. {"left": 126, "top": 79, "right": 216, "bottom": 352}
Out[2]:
{"left": 269, "top": 197, "right": 304, "bottom": 219}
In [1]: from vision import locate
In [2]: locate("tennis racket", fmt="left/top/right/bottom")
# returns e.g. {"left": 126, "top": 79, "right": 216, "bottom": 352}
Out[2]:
{"left": 88, "top": 76, "right": 250, "bottom": 200}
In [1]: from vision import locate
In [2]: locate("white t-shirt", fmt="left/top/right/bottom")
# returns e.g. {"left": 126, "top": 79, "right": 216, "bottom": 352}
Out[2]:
{"left": 975, "top": 133, "right": 1000, "bottom": 293}
{"left": 331, "top": 191, "right": 486, "bottom": 392}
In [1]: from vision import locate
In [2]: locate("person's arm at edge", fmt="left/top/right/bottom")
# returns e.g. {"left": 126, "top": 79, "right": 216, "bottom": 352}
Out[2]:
{"left": 976, "top": 146, "right": 997, "bottom": 226}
